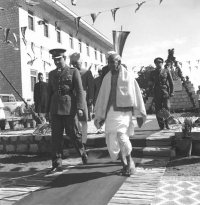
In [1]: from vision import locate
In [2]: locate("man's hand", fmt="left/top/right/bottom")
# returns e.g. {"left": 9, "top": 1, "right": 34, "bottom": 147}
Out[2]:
{"left": 170, "top": 93, "right": 174, "bottom": 97}
{"left": 77, "top": 109, "right": 83, "bottom": 117}
{"left": 88, "top": 99, "right": 93, "bottom": 106}
{"left": 137, "top": 117, "right": 143, "bottom": 128}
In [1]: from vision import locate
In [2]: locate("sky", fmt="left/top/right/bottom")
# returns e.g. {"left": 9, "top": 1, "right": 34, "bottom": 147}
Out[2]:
{"left": 59, "top": 0, "right": 200, "bottom": 76}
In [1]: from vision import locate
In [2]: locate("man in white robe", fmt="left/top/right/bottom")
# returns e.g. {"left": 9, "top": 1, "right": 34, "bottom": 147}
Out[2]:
{"left": 94, "top": 54, "right": 147, "bottom": 176}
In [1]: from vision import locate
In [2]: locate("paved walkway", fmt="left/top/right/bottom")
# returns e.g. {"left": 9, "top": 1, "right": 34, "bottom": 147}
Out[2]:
{"left": 1, "top": 115, "right": 200, "bottom": 205}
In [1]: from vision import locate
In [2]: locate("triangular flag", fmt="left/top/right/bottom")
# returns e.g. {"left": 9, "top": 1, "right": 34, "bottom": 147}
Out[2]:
{"left": 112, "top": 30, "right": 130, "bottom": 57}
{"left": 74, "top": 17, "right": 81, "bottom": 36}
{"left": 22, "top": 38, "right": 27, "bottom": 47}
{"left": 4, "top": 28, "right": 10, "bottom": 42}
{"left": 111, "top": 8, "right": 119, "bottom": 22}
{"left": 12, "top": 33, "right": 18, "bottom": 45}
{"left": 160, "top": 0, "right": 163, "bottom": 4}
{"left": 195, "top": 66, "right": 198, "bottom": 69}
{"left": 179, "top": 62, "right": 182, "bottom": 67}
{"left": 31, "top": 42, "right": 35, "bottom": 55}
{"left": 21, "top": 27, "right": 27, "bottom": 47}
{"left": 189, "top": 66, "right": 191, "bottom": 71}
{"left": 6, "top": 40, "right": 19, "bottom": 51}
{"left": 91, "top": 12, "right": 101, "bottom": 25}
{"left": 21, "top": 27, "right": 27, "bottom": 38}
{"left": 40, "top": 46, "right": 43, "bottom": 58}
{"left": 0, "top": 25, "right": 3, "bottom": 30}
{"left": 196, "top": 60, "right": 200, "bottom": 64}
{"left": 71, "top": 0, "right": 77, "bottom": 6}
{"left": 186, "top": 61, "right": 190, "bottom": 65}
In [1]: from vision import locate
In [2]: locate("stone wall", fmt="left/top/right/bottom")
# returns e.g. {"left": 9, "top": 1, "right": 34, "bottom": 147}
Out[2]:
{"left": 145, "top": 81, "right": 199, "bottom": 111}
{"left": 0, "top": 134, "right": 52, "bottom": 154}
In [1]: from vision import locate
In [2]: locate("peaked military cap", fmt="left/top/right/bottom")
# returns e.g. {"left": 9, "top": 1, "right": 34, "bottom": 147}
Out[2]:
{"left": 154, "top": 57, "right": 164, "bottom": 64}
{"left": 49, "top": 48, "right": 66, "bottom": 59}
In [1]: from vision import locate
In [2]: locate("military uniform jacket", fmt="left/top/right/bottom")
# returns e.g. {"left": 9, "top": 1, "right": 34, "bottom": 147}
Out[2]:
{"left": 46, "top": 65, "right": 85, "bottom": 115}
{"left": 150, "top": 68, "right": 174, "bottom": 98}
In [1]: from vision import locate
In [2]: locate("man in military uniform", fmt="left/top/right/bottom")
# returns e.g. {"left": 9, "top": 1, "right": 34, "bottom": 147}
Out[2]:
{"left": 148, "top": 57, "right": 174, "bottom": 130}
{"left": 69, "top": 52, "right": 94, "bottom": 149}
{"left": 46, "top": 48, "right": 88, "bottom": 174}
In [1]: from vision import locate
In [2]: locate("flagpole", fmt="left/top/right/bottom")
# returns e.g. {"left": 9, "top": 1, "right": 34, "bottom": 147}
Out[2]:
{"left": 121, "top": 26, "right": 122, "bottom": 31}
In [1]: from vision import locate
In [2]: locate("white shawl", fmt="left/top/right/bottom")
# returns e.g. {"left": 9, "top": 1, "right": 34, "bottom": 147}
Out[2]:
{"left": 94, "top": 66, "right": 147, "bottom": 131}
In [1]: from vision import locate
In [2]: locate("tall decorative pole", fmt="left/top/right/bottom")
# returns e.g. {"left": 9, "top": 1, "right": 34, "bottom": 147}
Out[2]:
{"left": 112, "top": 29, "right": 130, "bottom": 57}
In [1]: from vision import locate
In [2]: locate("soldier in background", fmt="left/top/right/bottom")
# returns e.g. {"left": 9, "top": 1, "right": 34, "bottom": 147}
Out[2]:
{"left": 69, "top": 52, "right": 94, "bottom": 149}
{"left": 46, "top": 48, "right": 88, "bottom": 174}
{"left": 148, "top": 57, "right": 174, "bottom": 130}
{"left": 33, "top": 73, "right": 48, "bottom": 123}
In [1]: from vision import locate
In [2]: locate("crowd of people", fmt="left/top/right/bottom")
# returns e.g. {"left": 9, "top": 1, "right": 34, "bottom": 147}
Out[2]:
{"left": 33, "top": 47, "right": 174, "bottom": 176}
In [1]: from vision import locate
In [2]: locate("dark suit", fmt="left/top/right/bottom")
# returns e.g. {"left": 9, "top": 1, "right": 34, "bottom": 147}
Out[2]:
{"left": 149, "top": 68, "right": 174, "bottom": 129}
{"left": 46, "top": 65, "right": 85, "bottom": 168}
{"left": 34, "top": 81, "right": 48, "bottom": 113}
{"left": 94, "top": 76, "right": 101, "bottom": 106}
{"left": 79, "top": 69, "right": 94, "bottom": 121}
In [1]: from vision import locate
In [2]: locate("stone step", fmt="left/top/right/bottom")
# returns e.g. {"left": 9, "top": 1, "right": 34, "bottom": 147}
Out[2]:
{"left": 86, "top": 146, "right": 175, "bottom": 159}
{"left": 85, "top": 132, "right": 175, "bottom": 148}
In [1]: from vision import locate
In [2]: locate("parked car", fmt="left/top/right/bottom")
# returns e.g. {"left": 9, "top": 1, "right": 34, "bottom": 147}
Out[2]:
{"left": 0, "top": 94, "right": 24, "bottom": 112}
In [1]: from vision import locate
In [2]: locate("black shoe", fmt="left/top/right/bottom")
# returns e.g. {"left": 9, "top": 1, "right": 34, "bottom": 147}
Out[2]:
{"left": 46, "top": 167, "right": 63, "bottom": 175}
{"left": 160, "top": 127, "right": 164, "bottom": 130}
{"left": 81, "top": 152, "right": 88, "bottom": 165}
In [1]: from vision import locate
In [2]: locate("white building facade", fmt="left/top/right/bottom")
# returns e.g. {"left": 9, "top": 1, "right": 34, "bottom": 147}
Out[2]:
{"left": 0, "top": 0, "right": 113, "bottom": 101}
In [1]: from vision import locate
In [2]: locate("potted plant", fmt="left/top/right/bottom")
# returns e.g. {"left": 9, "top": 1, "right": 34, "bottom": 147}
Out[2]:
{"left": 175, "top": 117, "right": 195, "bottom": 157}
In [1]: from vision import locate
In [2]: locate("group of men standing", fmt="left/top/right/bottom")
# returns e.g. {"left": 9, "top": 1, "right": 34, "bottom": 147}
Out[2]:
{"left": 34, "top": 47, "right": 174, "bottom": 176}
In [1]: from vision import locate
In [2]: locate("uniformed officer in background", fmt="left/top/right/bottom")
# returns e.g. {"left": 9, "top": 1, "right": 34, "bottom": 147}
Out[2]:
{"left": 69, "top": 52, "right": 94, "bottom": 149}
{"left": 46, "top": 48, "right": 88, "bottom": 174}
{"left": 148, "top": 57, "right": 174, "bottom": 130}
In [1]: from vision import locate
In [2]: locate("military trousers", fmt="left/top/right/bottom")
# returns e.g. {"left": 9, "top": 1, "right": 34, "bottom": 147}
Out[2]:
{"left": 51, "top": 114, "right": 84, "bottom": 168}
{"left": 154, "top": 96, "right": 170, "bottom": 129}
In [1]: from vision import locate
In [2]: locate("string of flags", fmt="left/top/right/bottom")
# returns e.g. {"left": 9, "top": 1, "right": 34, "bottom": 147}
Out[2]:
{"left": 0, "top": 0, "right": 167, "bottom": 36}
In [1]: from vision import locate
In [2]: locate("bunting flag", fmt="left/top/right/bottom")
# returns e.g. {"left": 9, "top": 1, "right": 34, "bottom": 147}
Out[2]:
{"left": 197, "top": 60, "right": 200, "bottom": 64}
{"left": 195, "top": 66, "right": 198, "bottom": 69}
{"left": 12, "top": 33, "right": 18, "bottom": 44}
{"left": 25, "top": 0, "right": 40, "bottom": 6}
{"left": 189, "top": 66, "right": 191, "bottom": 71}
{"left": 21, "top": 27, "right": 27, "bottom": 47}
{"left": 4, "top": 28, "right": 10, "bottom": 42}
{"left": 74, "top": 16, "right": 81, "bottom": 36}
{"left": 38, "top": 20, "right": 46, "bottom": 25}
{"left": 111, "top": 8, "right": 119, "bottom": 22}
{"left": 178, "top": 62, "right": 182, "bottom": 67}
{"left": 31, "top": 42, "right": 35, "bottom": 55}
{"left": 91, "top": 12, "right": 101, "bottom": 25}
{"left": 186, "top": 61, "right": 190, "bottom": 65}
{"left": 6, "top": 40, "right": 19, "bottom": 51}
{"left": 0, "top": 25, "right": 3, "bottom": 30}
{"left": 160, "top": 0, "right": 163, "bottom": 4}
{"left": 40, "top": 46, "right": 43, "bottom": 58}
{"left": 71, "top": 0, "right": 77, "bottom": 6}
{"left": 55, "top": 21, "right": 61, "bottom": 30}
{"left": 135, "top": 2, "right": 146, "bottom": 13}
{"left": 112, "top": 30, "right": 130, "bottom": 57}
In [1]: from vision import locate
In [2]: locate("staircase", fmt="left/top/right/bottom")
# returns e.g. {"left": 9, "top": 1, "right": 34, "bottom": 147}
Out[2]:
{"left": 86, "top": 119, "right": 176, "bottom": 163}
